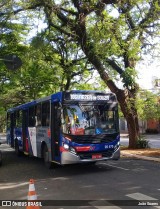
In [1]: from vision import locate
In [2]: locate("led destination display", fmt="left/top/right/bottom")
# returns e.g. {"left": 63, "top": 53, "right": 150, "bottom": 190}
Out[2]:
{"left": 63, "top": 91, "right": 116, "bottom": 102}
{"left": 70, "top": 94, "right": 110, "bottom": 101}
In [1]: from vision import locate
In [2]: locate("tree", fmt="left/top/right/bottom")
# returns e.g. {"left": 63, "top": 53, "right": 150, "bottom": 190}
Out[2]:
{"left": 0, "top": 2, "right": 29, "bottom": 132}
{"left": 1, "top": 0, "right": 160, "bottom": 147}
{"left": 35, "top": 30, "right": 93, "bottom": 91}
{"left": 136, "top": 89, "right": 160, "bottom": 134}
{"left": 137, "top": 90, "right": 160, "bottom": 121}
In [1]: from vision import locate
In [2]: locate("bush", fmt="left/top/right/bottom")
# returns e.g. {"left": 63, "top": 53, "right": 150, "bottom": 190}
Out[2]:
{"left": 136, "top": 136, "right": 149, "bottom": 149}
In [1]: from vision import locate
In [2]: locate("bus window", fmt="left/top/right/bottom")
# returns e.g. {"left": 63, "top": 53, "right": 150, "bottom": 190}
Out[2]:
{"left": 16, "top": 110, "right": 22, "bottom": 127}
{"left": 105, "top": 111, "right": 115, "bottom": 129}
{"left": 42, "top": 102, "right": 50, "bottom": 126}
{"left": 35, "top": 104, "right": 42, "bottom": 126}
{"left": 28, "top": 106, "right": 36, "bottom": 127}
{"left": 62, "top": 105, "right": 117, "bottom": 135}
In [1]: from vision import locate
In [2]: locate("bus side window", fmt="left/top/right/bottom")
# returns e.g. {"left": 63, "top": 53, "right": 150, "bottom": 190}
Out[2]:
{"left": 16, "top": 110, "right": 22, "bottom": 127}
{"left": 42, "top": 101, "right": 50, "bottom": 126}
{"left": 35, "top": 104, "right": 42, "bottom": 126}
{"left": 28, "top": 106, "right": 36, "bottom": 127}
{"left": 107, "top": 111, "right": 115, "bottom": 129}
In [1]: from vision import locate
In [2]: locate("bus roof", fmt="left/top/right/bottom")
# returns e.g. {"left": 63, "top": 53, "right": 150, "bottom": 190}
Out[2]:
{"left": 7, "top": 90, "right": 116, "bottom": 113}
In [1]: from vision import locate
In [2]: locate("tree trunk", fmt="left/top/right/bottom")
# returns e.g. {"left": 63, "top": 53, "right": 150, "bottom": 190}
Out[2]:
{"left": 115, "top": 89, "right": 140, "bottom": 149}
{"left": 124, "top": 112, "right": 140, "bottom": 148}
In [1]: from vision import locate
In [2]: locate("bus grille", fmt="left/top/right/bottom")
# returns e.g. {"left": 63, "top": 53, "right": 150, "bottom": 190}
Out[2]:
{"left": 69, "top": 133, "right": 118, "bottom": 144}
{"left": 78, "top": 150, "right": 113, "bottom": 160}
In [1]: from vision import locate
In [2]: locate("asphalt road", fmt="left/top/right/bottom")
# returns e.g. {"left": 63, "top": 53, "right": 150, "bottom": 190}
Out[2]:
{"left": 0, "top": 144, "right": 160, "bottom": 209}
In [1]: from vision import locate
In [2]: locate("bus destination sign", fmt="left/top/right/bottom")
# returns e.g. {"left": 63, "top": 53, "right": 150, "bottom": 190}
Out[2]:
{"left": 70, "top": 94, "right": 110, "bottom": 101}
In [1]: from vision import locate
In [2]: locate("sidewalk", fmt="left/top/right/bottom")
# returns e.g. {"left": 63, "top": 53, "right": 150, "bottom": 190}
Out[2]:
{"left": 0, "top": 133, "right": 7, "bottom": 144}
{"left": 121, "top": 150, "right": 160, "bottom": 163}
{"left": 120, "top": 133, "right": 160, "bottom": 162}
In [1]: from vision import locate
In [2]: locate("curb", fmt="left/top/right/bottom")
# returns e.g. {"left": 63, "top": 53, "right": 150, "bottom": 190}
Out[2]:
{"left": 121, "top": 152, "right": 160, "bottom": 163}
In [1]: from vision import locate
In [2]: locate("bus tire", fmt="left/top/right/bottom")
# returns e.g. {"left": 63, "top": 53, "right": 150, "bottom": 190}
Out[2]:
{"left": 15, "top": 139, "right": 22, "bottom": 156}
{"left": 0, "top": 151, "right": 2, "bottom": 166}
{"left": 43, "top": 144, "right": 53, "bottom": 169}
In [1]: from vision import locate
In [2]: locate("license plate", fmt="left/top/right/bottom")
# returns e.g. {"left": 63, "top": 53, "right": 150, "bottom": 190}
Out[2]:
{"left": 92, "top": 154, "right": 102, "bottom": 159}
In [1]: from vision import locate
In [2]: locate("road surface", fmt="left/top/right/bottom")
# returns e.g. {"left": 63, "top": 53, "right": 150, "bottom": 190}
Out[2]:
{"left": 0, "top": 143, "right": 160, "bottom": 209}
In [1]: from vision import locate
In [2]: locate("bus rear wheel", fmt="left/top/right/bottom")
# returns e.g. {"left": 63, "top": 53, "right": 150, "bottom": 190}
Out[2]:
{"left": 15, "top": 140, "right": 22, "bottom": 156}
{"left": 43, "top": 144, "right": 53, "bottom": 169}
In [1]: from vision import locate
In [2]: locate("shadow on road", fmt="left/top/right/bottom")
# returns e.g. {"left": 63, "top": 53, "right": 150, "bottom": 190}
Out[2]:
{"left": 0, "top": 144, "right": 114, "bottom": 184}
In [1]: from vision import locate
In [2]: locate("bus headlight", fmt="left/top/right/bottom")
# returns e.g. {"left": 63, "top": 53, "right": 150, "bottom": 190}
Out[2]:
{"left": 63, "top": 143, "right": 69, "bottom": 150}
{"left": 63, "top": 143, "right": 76, "bottom": 154}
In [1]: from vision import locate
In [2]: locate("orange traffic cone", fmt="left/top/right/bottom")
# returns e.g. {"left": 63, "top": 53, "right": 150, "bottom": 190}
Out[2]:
{"left": 26, "top": 179, "right": 41, "bottom": 209}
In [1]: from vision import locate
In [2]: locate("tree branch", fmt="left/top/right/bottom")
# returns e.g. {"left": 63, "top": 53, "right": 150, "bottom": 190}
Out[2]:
{"left": 106, "top": 58, "right": 124, "bottom": 75}
{"left": 101, "top": 0, "right": 120, "bottom": 4}
{"left": 47, "top": 22, "right": 76, "bottom": 39}
{"left": 60, "top": 7, "right": 78, "bottom": 16}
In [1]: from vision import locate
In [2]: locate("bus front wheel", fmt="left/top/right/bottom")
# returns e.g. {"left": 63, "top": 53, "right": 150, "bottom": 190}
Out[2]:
{"left": 43, "top": 144, "right": 53, "bottom": 169}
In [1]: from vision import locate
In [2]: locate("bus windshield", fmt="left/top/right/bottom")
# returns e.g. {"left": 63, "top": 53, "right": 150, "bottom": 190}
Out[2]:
{"left": 62, "top": 104, "right": 118, "bottom": 135}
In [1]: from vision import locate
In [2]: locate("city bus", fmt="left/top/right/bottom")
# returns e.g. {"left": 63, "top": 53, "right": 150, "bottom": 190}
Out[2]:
{"left": 7, "top": 90, "right": 120, "bottom": 168}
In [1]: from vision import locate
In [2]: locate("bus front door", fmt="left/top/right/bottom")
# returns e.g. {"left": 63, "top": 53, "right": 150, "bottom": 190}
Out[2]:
{"left": 51, "top": 103, "right": 61, "bottom": 162}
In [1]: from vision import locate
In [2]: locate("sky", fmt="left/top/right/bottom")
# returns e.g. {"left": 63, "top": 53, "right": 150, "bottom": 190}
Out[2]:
{"left": 136, "top": 57, "right": 160, "bottom": 90}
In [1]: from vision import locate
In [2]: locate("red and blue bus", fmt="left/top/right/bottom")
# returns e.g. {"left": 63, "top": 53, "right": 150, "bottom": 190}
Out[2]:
{"left": 7, "top": 90, "right": 120, "bottom": 168}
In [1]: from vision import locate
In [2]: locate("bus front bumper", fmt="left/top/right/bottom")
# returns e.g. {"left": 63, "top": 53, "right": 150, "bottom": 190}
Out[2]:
{"left": 61, "top": 147, "right": 120, "bottom": 165}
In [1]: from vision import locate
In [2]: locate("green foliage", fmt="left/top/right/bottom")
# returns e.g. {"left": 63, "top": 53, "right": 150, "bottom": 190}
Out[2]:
{"left": 118, "top": 105, "right": 124, "bottom": 118}
{"left": 136, "top": 135, "right": 149, "bottom": 149}
{"left": 121, "top": 67, "right": 138, "bottom": 89}
{"left": 74, "top": 74, "right": 108, "bottom": 91}
{"left": 1, "top": 0, "right": 160, "bottom": 94}
{"left": 136, "top": 90, "right": 160, "bottom": 120}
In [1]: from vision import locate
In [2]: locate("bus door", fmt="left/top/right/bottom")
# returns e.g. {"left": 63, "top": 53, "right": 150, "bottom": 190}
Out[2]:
{"left": 22, "top": 109, "right": 29, "bottom": 153}
{"left": 51, "top": 102, "right": 61, "bottom": 161}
